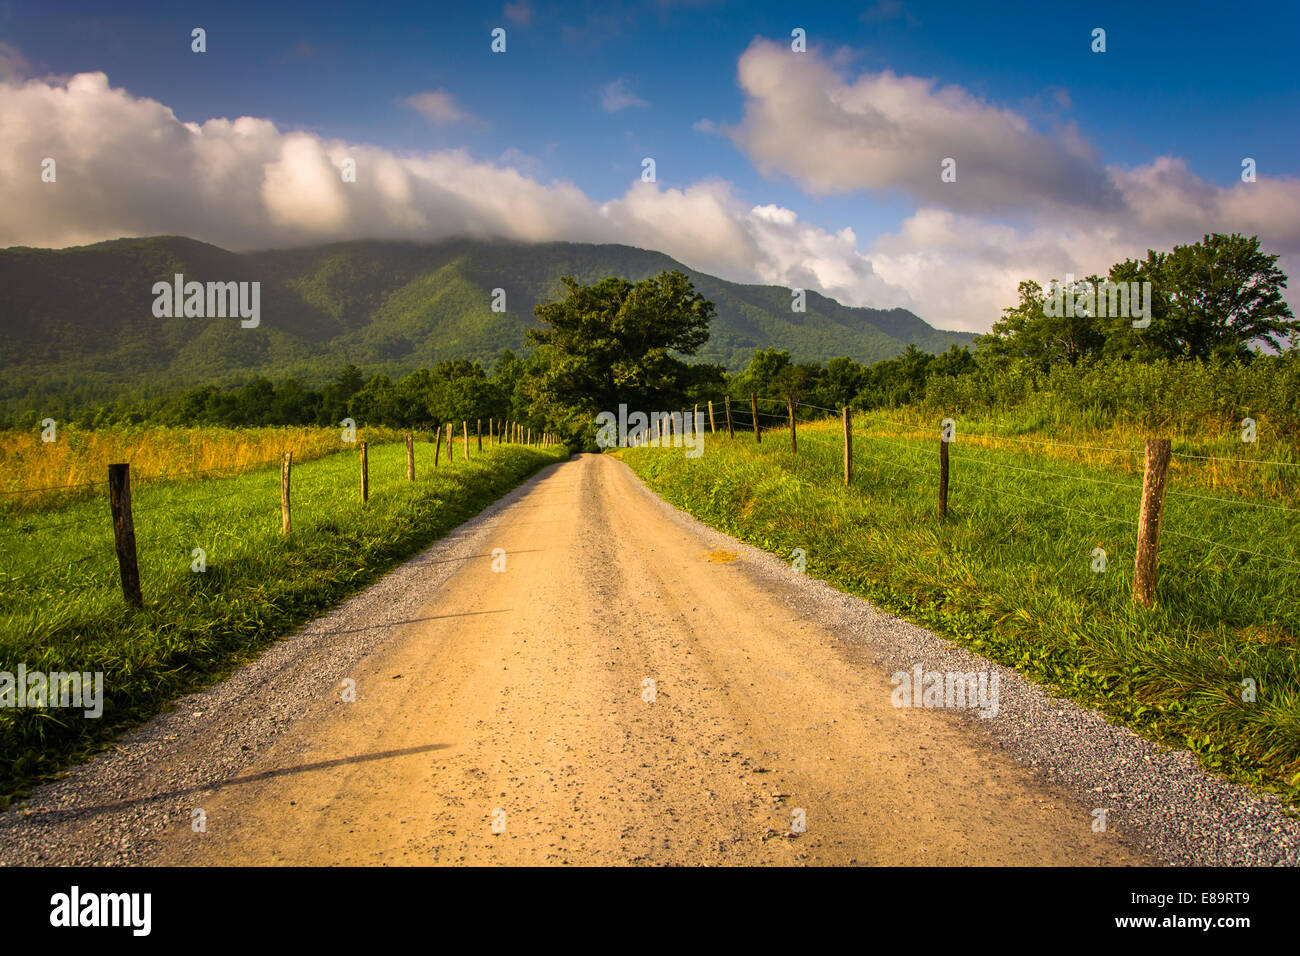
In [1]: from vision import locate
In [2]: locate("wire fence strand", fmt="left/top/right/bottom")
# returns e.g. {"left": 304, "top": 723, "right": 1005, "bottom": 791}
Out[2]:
{"left": 697, "top": 402, "right": 1298, "bottom": 573}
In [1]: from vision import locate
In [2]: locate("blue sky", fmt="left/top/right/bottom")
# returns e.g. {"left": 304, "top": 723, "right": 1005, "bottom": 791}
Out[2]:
{"left": 3, "top": 0, "right": 1297, "bottom": 330}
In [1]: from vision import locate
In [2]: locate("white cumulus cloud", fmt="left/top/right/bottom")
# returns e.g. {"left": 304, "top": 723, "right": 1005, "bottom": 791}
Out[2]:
{"left": 2, "top": 61, "right": 1297, "bottom": 336}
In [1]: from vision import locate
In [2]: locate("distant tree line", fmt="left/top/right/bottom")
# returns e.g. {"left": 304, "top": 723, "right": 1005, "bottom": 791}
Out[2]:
{"left": 4, "top": 233, "right": 1293, "bottom": 443}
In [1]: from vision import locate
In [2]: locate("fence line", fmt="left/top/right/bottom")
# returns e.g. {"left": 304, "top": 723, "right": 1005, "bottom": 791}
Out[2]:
{"left": 760, "top": 397, "right": 1158, "bottom": 457}
{"left": 0, "top": 479, "right": 106, "bottom": 497}
{"left": 1164, "top": 487, "right": 1300, "bottom": 514}
{"left": 0, "top": 511, "right": 104, "bottom": 537}
{"left": 1171, "top": 450, "right": 1300, "bottom": 467}
{"left": 1160, "top": 528, "right": 1300, "bottom": 568}
{"left": 0, "top": 430, "right": 559, "bottom": 604}
{"left": 773, "top": 420, "right": 1296, "bottom": 572}
{"left": 949, "top": 450, "right": 1145, "bottom": 492}
{"left": 678, "top": 397, "right": 1299, "bottom": 601}
{"left": 779, "top": 397, "right": 1298, "bottom": 468}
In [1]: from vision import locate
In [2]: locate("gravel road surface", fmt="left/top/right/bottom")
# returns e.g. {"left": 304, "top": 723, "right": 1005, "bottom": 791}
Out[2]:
{"left": 2, "top": 452, "right": 1297, "bottom": 865}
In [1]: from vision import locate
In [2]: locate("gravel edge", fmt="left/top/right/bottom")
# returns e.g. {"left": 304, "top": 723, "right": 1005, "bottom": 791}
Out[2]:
{"left": 617, "top": 456, "right": 1300, "bottom": 867}
{"left": 4, "top": 452, "right": 1297, "bottom": 867}
{"left": 0, "top": 461, "right": 566, "bottom": 866}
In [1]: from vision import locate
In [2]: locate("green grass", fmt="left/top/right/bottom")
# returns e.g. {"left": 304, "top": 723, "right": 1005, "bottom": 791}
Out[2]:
{"left": 619, "top": 413, "right": 1300, "bottom": 805}
{"left": 0, "top": 438, "right": 567, "bottom": 802}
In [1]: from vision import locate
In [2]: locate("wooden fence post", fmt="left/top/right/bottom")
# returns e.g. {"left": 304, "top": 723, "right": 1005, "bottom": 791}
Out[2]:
{"left": 477, "top": 419, "right": 482, "bottom": 452}
{"left": 843, "top": 407, "right": 852, "bottom": 486}
{"left": 787, "top": 396, "right": 797, "bottom": 455}
{"left": 108, "top": 463, "right": 142, "bottom": 607}
{"left": 405, "top": 433, "right": 414, "bottom": 481}
{"left": 434, "top": 425, "right": 442, "bottom": 467}
{"left": 725, "top": 395, "right": 734, "bottom": 438}
{"left": 708, "top": 400, "right": 717, "bottom": 435}
{"left": 463, "top": 421, "right": 469, "bottom": 459}
{"left": 1133, "top": 438, "right": 1173, "bottom": 608}
{"left": 750, "top": 393, "right": 761, "bottom": 443}
{"left": 938, "top": 434, "right": 949, "bottom": 521}
{"left": 360, "top": 441, "right": 369, "bottom": 502}
{"left": 281, "top": 452, "right": 292, "bottom": 538}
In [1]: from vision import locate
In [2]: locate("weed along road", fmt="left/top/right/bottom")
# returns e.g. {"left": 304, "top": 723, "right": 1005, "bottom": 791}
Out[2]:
{"left": 4, "top": 453, "right": 1148, "bottom": 866}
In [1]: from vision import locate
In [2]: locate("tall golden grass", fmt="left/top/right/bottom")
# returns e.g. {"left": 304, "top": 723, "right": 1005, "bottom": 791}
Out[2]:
{"left": 0, "top": 425, "right": 409, "bottom": 513}
{"left": 858, "top": 413, "right": 1300, "bottom": 505}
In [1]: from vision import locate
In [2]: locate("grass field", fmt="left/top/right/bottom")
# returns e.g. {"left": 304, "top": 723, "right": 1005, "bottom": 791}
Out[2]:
{"left": 0, "top": 431, "right": 567, "bottom": 802}
{"left": 619, "top": 407, "right": 1300, "bottom": 805}
{"left": 0, "top": 425, "right": 411, "bottom": 514}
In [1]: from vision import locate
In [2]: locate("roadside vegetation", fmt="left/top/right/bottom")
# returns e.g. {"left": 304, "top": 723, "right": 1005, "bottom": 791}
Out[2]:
{"left": 619, "top": 410, "right": 1300, "bottom": 805}
{"left": 0, "top": 436, "right": 566, "bottom": 802}
{"left": 3, "top": 229, "right": 1296, "bottom": 805}
{"left": 0, "top": 424, "right": 408, "bottom": 513}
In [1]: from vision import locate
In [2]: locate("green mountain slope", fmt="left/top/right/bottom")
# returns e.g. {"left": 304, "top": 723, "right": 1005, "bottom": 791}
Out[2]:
{"left": 0, "top": 236, "right": 974, "bottom": 410}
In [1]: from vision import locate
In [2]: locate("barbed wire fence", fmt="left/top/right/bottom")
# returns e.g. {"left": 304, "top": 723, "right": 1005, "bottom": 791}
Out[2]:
{"left": 636, "top": 394, "right": 1300, "bottom": 606}
{"left": 0, "top": 421, "right": 560, "bottom": 604}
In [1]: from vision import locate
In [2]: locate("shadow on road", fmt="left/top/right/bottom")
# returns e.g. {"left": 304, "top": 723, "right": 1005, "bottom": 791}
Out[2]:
{"left": 14, "top": 743, "right": 452, "bottom": 824}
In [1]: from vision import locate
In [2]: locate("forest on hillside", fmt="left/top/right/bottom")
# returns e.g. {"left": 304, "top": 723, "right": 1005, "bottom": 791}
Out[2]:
{"left": 4, "top": 233, "right": 1294, "bottom": 445}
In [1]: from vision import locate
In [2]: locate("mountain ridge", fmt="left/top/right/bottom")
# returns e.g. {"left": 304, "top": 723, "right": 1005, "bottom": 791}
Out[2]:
{"left": 0, "top": 235, "right": 975, "bottom": 410}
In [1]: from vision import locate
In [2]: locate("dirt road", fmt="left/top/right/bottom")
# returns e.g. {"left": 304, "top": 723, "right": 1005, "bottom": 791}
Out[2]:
{"left": 136, "top": 452, "right": 1138, "bottom": 865}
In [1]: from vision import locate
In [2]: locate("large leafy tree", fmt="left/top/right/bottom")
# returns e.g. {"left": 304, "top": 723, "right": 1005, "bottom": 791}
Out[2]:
{"left": 976, "top": 279, "right": 1106, "bottom": 370}
{"left": 980, "top": 234, "right": 1293, "bottom": 366}
{"left": 1105, "top": 234, "right": 1294, "bottom": 360}
{"left": 526, "top": 271, "right": 715, "bottom": 415}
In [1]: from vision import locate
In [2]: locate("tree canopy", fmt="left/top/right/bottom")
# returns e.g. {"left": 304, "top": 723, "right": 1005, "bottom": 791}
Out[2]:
{"left": 977, "top": 233, "right": 1294, "bottom": 367}
{"left": 525, "top": 271, "right": 718, "bottom": 416}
